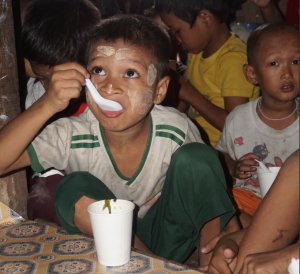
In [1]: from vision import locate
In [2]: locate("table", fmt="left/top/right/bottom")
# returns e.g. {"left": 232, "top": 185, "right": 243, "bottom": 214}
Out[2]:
{"left": 0, "top": 213, "right": 204, "bottom": 274}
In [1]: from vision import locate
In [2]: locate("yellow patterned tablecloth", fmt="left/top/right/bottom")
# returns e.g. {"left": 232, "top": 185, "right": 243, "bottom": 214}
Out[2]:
{"left": 0, "top": 202, "right": 25, "bottom": 229}
{"left": 0, "top": 220, "right": 202, "bottom": 274}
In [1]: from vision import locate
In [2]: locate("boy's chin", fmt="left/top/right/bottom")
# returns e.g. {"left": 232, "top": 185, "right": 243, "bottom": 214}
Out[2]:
{"left": 100, "top": 115, "right": 150, "bottom": 133}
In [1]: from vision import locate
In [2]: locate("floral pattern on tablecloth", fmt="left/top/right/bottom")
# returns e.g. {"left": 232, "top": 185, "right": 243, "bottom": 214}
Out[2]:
{"left": 0, "top": 221, "right": 202, "bottom": 274}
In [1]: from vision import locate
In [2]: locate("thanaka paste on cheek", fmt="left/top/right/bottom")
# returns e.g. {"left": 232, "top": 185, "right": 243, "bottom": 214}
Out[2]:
{"left": 108, "top": 84, "right": 113, "bottom": 94}
{"left": 147, "top": 64, "right": 157, "bottom": 86}
{"left": 127, "top": 86, "right": 154, "bottom": 115}
{"left": 115, "top": 48, "right": 135, "bottom": 61}
{"left": 97, "top": 46, "right": 116, "bottom": 57}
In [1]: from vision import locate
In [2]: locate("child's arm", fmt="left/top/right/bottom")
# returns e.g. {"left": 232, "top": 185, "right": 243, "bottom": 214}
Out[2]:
{"left": 178, "top": 77, "right": 248, "bottom": 132}
{"left": 200, "top": 228, "right": 247, "bottom": 274}
{"left": 251, "top": 0, "right": 283, "bottom": 22}
{"left": 238, "top": 243, "right": 299, "bottom": 274}
{"left": 233, "top": 150, "right": 299, "bottom": 273}
{"left": 0, "top": 63, "right": 88, "bottom": 175}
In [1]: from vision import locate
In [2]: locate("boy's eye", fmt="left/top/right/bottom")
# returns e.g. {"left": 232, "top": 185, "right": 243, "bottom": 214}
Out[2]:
{"left": 270, "top": 61, "right": 278, "bottom": 66}
{"left": 125, "top": 70, "right": 139, "bottom": 78}
{"left": 92, "top": 67, "right": 106, "bottom": 76}
{"left": 292, "top": 60, "right": 300, "bottom": 65}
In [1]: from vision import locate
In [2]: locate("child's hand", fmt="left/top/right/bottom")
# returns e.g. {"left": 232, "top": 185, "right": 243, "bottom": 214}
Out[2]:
{"left": 250, "top": 0, "right": 272, "bottom": 8}
{"left": 199, "top": 236, "right": 239, "bottom": 274}
{"left": 234, "top": 153, "right": 262, "bottom": 179}
{"left": 43, "top": 63, "right": 89, "bottom": 113}
{"left": 238, "top": 247, "right": 293, "bottom": 274}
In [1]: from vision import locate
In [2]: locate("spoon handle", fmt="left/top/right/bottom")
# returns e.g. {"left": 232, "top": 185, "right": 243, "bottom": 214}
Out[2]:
{"left": 255, "top": 159, "right": 271, "bottom": 173}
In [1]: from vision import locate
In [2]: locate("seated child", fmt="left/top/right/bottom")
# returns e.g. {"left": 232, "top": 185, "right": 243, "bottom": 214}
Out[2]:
{"left": 155, "top": 0, "right": 260, "bottom": 146}
{"left": 0, "top": 15, "right": 239, "bottom": 266}
{"left": 215, "top": 22, "right": 299, "bottom": 225}
{"left": 21, "top": 0, "right": 101, "bottom": 222}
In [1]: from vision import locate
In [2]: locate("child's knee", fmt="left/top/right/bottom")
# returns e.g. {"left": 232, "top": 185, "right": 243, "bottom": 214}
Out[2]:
{"left": 171, "top": 143, "right": 218, "bottom": 169}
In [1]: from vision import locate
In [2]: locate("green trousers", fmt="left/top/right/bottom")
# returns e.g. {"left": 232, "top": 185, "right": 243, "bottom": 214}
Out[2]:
{"left": 54, "top": 143, "right": 235, "bottom": 263}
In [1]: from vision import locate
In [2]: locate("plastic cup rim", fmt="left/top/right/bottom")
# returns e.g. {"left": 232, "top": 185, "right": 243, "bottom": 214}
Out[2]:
{"left": 87, "top": 199, "right": 135, "bottom": 216}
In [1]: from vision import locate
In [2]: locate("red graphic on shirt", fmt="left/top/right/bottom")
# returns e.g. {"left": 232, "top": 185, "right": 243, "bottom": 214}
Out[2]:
{"left": 144, "top": 193, "right": 161, "bottom": 207}
{"left": 244, "top": 178, "right": 260, "bottom": 187}
{"left": 266, "top": 157, "right": 283, "bottom": 168}
{"left": 234, "top": 137, "right": 244, "bottom": 147}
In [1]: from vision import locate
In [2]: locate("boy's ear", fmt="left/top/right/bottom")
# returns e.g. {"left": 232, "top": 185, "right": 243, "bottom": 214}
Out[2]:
{"left": 24, "top": 58, "right": 37, "bottom": 78}
{"left": 154, "top": 75, "right": 170, "bottom": 105}
{"left": 198, "top": 9, "right": 214, "bottom": 28}
{"left": 243, "top": 64, "right": 258, "bottom": 85}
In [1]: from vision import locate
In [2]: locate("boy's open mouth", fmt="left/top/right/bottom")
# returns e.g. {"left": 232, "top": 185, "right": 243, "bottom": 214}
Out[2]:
{"left": 99, "top": 108, "right": 124, "bottom": 118}
{"left": 281, "top": 85, "right": 294, "bottom": 93}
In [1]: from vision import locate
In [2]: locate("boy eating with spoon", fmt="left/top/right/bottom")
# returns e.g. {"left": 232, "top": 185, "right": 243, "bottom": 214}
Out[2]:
{"left": 0, "top": 15, "right": 238, "bottom": 266}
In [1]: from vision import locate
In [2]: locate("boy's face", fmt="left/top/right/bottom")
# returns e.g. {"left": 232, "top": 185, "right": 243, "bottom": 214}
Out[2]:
{"left": 159, "top": 12, "right": 210, "bottom": 54}
{"left": 245, "top": 31, "right": 299, "bottom": 103}
{"left": 87, "top": 39, "right": 169, "bottom": 132}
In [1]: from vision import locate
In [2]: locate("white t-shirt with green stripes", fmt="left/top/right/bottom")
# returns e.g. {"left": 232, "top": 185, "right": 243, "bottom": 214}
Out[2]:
{"left": 27, "top": 105, "right": 203, "bottom": 218}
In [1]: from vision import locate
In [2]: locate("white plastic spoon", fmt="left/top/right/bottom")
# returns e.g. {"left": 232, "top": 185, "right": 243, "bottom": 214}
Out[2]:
{"left": 85, "top": 79, "right": 123, "bottom": 111}
{"left": 255, "top": 159, "right": 271, "bottom": 173}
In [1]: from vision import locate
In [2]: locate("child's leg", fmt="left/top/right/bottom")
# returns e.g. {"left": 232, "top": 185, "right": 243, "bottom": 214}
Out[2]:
{"left": 232, "top": 188, "right": 262, "bottom": 227}
{"left": 54, "top": 171, "right": 154, "bottom": 253}
{"left": 199, "top": 217, "right": 221, "bottom": 266}
{"left": 27, "top": 170, "right": 64, "bottom": 224}
{"left": 74, "top": 196, "right": 97, "bottom": 235}
{"left": 137, "top": 143, "right": 237, "bottom": 265}
{"left": 54, "top": 171, "right": 116, "bottom": 235}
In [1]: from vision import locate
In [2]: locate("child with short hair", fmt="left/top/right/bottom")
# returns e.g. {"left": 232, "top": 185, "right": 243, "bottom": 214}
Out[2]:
{"left": 22, "top": 0, "right": 100, "bottom": 114}
{"left": 214, "top": 22, "right": 299, "bottom": 225}
{"left": 22, "top": 0, "right": 101, "bottom": 223}
{"left": 155, "top": 0, "right": 260, "bottom": 146}
{"left": 0, "top": 15, "right": 238, "bottom": 266}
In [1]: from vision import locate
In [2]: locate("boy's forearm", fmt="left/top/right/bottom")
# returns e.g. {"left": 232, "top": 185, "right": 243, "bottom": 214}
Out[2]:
{"left": 233, "top": 152, "right": 299, "bottom": 272}
{"left": 0, "top": 97, "right": 55, "bottom": 174}
{"left": 178, "top": 78, "right": 227, "bottom": 131}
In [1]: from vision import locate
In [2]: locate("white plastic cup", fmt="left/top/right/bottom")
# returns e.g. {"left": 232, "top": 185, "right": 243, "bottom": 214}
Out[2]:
{"left": 257, "top": 167, "right": 281, "bottom": 198}
{"left": 87, "top": 199, "right": 135, "bottom": 266}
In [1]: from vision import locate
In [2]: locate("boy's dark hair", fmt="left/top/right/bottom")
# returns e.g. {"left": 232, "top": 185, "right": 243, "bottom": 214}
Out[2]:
{"left": 86, "top": 15, "right": 171, "bottom": 82}
{"left": 89, "top": 0, "right": 121, "bottom": 19}
{"left": 247, "top": 22, "right": 299, "bottom": 65}
{"left": 155, "top": 0, "right": 231, "bottom": 26}
{"left": 143, "top": 8, "right": 159, "bottom": 20}
{"left": 22, "top": 0, "right": 101, "bottom": 67}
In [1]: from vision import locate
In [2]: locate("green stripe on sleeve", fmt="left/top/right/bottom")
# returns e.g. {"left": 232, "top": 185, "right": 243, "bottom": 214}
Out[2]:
{"left": 156, "top": 125, "right": 186, "bottom": 139}
{"left": 71, "top": 135, "right": 98, "bottom": 141}
{"left": 156, "top": 132, "right": 183, "bottom": 146}
{"left": 26, "top": 144, "right": 45, "bottom": 173}
{"left": 71, "top": 142, "right": 100, "bottom": 149}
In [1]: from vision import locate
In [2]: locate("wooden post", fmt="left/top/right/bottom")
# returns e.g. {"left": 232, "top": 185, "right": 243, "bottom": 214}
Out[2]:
{"left": 0, "top": 0, "right": 28, "bottom": 218}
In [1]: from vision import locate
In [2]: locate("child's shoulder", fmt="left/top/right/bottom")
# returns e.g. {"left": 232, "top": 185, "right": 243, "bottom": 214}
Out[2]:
{"left": 226, "top": 98, "right": 259, "bottom": 125}
{"left": 188, "top": 34, "right": 247, "bottom": 67}
{"left": 219, "top": 34, "right": 247, "bottom": 57}
{"left": 151, "top": 105, "right": 191, "bottom": 130}
{"left": 151, "top": 105, "right": 203, "bottom": 144}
